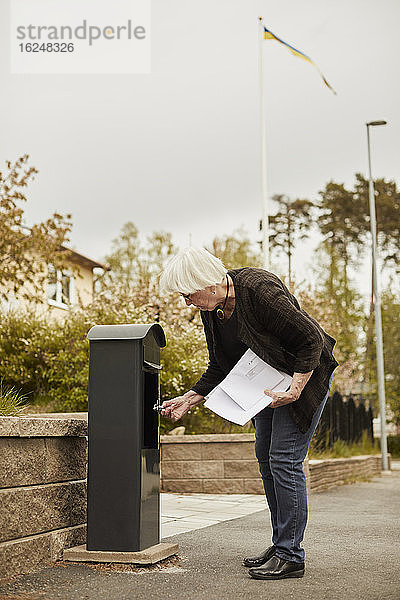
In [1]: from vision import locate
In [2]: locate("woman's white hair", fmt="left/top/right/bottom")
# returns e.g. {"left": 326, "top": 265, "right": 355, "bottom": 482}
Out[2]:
{"left": 159, "top": 247, "right": 227, "bottom": 295}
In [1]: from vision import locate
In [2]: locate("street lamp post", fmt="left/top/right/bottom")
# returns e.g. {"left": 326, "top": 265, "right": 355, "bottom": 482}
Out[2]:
{"left": 366, "top": 119, "right": 389, "bottom": 472}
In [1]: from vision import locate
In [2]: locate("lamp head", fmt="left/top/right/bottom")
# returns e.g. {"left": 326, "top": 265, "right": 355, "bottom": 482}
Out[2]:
{"left": 366, "top": 120, "right": 387, "bottom": 127}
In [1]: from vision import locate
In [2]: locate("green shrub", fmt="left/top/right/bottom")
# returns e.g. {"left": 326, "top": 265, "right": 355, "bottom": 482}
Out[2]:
{"left": 387, "top": 435, "right": 400, "bottom": 458}
{"left": 0, "top": 302, "right": 151, "bottom": 412}
{"left": 0, "top": 310, "right": 52, "bottom": 397}
{"left": 0, "top": 300, "right": 254, "bottom": 433}
{"left": 159, "top": 319, "right": 206, "bottom": 402}
{"left": 0, "top": 299, "right": 216, "bottom": 421}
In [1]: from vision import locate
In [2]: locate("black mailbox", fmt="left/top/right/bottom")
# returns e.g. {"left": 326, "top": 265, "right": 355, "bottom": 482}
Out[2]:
{"left": 86, "top": 323, "right": 166, "bottom": 552}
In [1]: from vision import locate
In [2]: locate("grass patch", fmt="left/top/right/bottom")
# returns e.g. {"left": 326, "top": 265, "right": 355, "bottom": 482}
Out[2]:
{"left": 0, "top": 378, "right": 31, "bottom": 416}
{"left": 342, "top": 474, "right": 375, "bottom": 484}
{"left": 309, "top": 431, "right": 380, "bottom": 459}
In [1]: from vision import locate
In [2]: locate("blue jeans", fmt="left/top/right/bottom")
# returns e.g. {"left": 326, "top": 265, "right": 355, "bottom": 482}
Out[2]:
{"left": 252, "top": 375, "right": 333, "bottom": 563}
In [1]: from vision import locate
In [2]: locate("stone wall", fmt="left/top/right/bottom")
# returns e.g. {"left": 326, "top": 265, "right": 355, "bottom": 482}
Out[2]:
{"left": 0, "top": 414, "right": 87, "bottom": 580}
{"left": 160, "top": 433, "right": 264, "bottom": 494}
{"left": 160, "top": 434, "right": 388, "bottom": 494}
{"left": 309, "top": 455, "right": 388, "bottom": 492}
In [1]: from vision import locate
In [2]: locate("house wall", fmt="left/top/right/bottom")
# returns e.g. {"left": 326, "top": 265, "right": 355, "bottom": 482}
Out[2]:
{"left": 73, "top": 263, "right": 94, "bottom": 307}
{"left": 47, "top": 261, "right": 94, "bottom": 319}
{"left": 0, "top": 258, "right": 94, "bottom": 319}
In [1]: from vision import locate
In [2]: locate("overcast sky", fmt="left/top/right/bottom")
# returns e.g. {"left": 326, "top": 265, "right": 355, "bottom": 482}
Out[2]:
{"left": 1, "top": 0, "right": 399, "bottom": 296}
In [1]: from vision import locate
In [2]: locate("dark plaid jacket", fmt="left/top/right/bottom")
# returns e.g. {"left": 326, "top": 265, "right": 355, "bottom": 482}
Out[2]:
{"left": 192, "top": 267, "right": 339, "bottom": 434}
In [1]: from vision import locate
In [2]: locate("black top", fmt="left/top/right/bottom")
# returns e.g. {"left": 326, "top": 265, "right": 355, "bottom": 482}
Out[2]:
{"left": 212, "top": 307, "right": 247, "bottom": 372}
{"left": 192, "top": 267, "right": 339, "bottom": 434}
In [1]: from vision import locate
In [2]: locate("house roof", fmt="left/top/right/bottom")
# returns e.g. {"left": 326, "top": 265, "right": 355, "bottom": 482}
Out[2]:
{"left": 63, "top": 247, "right": 110, "bottom": 271}
{"left": 18, "top": 226, "right": 110, "bottom": 271}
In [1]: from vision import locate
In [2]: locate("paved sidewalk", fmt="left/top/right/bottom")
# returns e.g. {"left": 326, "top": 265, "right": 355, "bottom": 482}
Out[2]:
{"left": 0, "top": 465, "right": 399, "bottom": 600}
{"left": 161, "top": 493, "right": 267, "bottom": 537}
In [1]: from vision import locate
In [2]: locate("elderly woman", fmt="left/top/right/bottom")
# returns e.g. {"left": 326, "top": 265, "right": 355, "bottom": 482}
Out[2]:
{"left": 159, "top": 247, "right": 338, "bottom": 581}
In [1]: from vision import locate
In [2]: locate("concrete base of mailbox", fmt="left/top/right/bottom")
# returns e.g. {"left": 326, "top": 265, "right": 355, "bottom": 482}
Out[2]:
{"left": 63, "top": 542, "right": 179, "bottom": 565}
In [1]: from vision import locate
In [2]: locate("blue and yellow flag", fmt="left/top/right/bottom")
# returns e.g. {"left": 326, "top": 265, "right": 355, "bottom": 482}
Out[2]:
{"left": 263, "top": 25, "right": 336, "bottom": 95}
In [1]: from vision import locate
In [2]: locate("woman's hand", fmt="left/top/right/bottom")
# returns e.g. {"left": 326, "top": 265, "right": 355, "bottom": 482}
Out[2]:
{"left": 264, "top": 370, "right": 314, "bottom": 408}
{"left": 160, "top": 391, "right": 204, "bottom": 422}
{"left": 161, "top": 396, "right": 191, "bottom": 422}
{"left": 264, "top": 389, "right": 299, "bottom": 408}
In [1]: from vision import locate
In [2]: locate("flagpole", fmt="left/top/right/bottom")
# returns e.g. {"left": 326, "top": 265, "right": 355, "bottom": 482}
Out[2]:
{"left": 258, "top": 16, "right": 269, "bottom": 270}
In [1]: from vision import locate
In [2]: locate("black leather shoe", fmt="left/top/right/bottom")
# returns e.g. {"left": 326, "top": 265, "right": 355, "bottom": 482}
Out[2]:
{"left": 248, "top": 555, "right": 305, "bottom": 580}
{"left": 242, "top": 545, "right": 276, "bottom": 568}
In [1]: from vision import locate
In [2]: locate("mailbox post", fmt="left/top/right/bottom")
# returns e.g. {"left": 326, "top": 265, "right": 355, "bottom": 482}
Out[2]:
{"left": 63, "top": 322, "right": 178, "bottom": 565}
{"left": 86, "top": 323, "right": 166, "bottom": 553}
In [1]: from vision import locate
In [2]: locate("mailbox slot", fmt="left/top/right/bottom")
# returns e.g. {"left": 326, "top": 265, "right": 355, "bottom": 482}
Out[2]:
{"left": 143, "top": 371, "right": 159, "bottom": 449}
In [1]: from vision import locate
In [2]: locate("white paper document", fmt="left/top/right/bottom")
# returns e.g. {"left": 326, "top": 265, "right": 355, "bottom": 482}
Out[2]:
{"left": 204, "top": 349, "right": 293, "bottom": 426}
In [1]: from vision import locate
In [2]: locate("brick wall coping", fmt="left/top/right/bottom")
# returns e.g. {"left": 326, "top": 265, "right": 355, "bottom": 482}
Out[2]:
{"left": 0, "top": 413, "right": 88, "bottom": 437}
{"left": 160, "top": 433, "right": 255, "bottom": 444}
{"left": 0, "top": 415, "right": 256, "bottom": 441}
{"left": 309, "top": 454, "right": 382, "bottom": 465}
